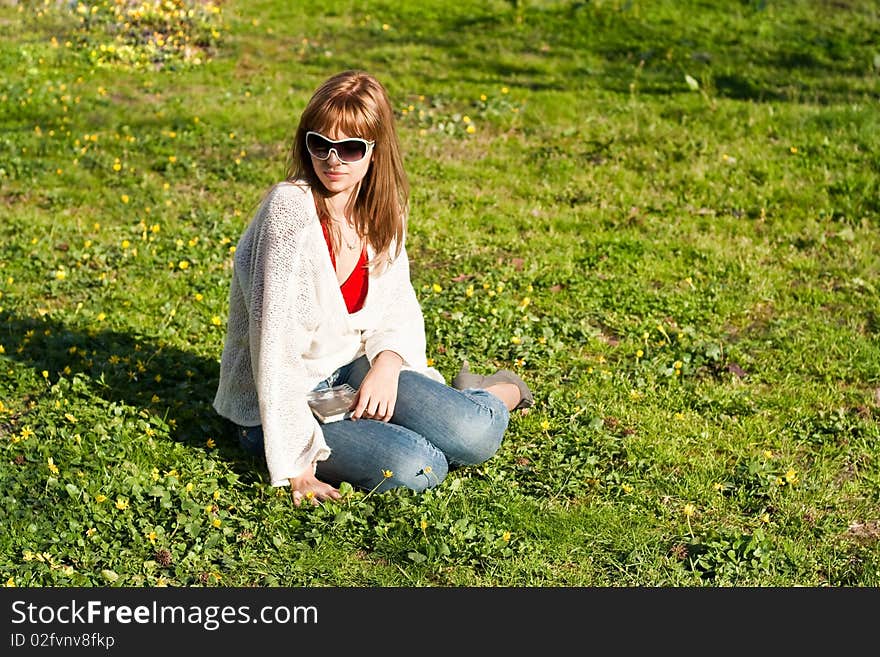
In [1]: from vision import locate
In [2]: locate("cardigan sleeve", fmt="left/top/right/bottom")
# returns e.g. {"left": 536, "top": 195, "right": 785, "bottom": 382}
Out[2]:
{"left": 362, "top": 240, "right": 429, "bottom": 369}
{"left": 244, "top": 184, "right": 331, "bottom": 486}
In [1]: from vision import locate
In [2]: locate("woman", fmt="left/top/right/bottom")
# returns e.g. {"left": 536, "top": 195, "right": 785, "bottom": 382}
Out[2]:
{"left": 213, "top": 70, "right": 533, "bottom": 506}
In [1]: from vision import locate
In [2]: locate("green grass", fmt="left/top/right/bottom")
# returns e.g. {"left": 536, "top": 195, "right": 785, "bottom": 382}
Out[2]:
{"left": 1, "top": 0, "right": 878, "bottom": 587}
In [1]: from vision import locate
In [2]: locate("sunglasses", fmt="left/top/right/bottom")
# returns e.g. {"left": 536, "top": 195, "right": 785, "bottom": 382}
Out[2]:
{"left": 305, "top": 131, "right": 374, "bottom": 164}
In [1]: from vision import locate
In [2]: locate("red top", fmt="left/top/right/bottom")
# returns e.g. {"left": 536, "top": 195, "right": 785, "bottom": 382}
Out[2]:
{"left": 321, "top": 222, "right": 368, "bottom": 313}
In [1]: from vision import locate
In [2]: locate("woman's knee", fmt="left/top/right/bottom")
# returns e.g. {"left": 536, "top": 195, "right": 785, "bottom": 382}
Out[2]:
{"left": 445, "top": 396, "right": 509, "bottom": 465}
{"left": 453, "top": 426, "right": 504, "bottom": 465}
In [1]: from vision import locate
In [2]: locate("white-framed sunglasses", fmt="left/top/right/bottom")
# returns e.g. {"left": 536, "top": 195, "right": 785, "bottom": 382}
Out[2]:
{"left": 305, "top": 131, "right": 375, "bottom": 164}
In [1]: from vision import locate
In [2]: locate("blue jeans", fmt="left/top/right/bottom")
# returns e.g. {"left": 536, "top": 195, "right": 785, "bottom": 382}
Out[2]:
{"left": 236, "top": 355, "right": 510, "bottom": 492}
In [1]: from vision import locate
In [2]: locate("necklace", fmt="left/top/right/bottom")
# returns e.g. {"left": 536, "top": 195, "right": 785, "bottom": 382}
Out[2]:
{"left": 327, "top": 214, "right": 361, "bottom": 251}
{"left": 340, "top": 230, "right": 361, "bottom": 251}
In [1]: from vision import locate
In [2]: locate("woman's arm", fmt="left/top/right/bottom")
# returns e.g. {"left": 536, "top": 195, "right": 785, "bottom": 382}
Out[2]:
{"left": 245, "top": 184, "right": 332, "bottom": 487}
{"left": 361, "top": 243, "right": 429, "bottom": 369}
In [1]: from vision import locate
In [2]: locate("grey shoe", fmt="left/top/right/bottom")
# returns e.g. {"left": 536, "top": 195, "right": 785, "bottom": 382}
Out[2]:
{"left": 451, "top": 360, "right": 534, "bottom": 410}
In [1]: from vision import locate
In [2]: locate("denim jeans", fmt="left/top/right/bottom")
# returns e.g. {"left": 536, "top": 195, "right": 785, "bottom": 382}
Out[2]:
{"left": 236, "top": 355, "right": 510, "bottom": 492}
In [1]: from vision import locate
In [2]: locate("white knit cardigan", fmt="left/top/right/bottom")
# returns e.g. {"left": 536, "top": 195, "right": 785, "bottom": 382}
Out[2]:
{"left": 213, "top": 181, "right": 443, "bottom": 487}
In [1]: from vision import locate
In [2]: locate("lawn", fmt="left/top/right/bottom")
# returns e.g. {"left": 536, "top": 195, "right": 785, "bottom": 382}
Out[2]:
{"left": 1, "top": 0, "right": 878, "bottom": 587}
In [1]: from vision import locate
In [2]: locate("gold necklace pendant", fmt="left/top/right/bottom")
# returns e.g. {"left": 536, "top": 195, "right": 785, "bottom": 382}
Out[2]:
{"left": 337, "top": 224, "right": 359, "bottom": 251}
{"left": 325, "top": 213, "right": 360, "bottom": 251}
{"left": 342, "top": 234, "right": 360, "bottom": 251}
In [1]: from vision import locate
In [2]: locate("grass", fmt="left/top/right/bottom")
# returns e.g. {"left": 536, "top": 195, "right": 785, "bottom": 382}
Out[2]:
{"left": 0, "top": 0, "right": 878, "bottom": 587}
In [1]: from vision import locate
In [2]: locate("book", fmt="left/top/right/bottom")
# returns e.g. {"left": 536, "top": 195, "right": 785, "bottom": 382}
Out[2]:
{"left": 306, "top": 384, "right": 358, "bottom": 423}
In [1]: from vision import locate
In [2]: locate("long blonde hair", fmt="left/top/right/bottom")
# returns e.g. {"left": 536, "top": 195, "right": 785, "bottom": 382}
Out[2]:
{"left": 286, "top": 70, "right": 409, "bottom": 266}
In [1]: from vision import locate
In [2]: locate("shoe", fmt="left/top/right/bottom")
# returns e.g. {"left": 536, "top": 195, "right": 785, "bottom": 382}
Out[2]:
{"left": 451, "top": 360, "right": 534, "bottom": 410}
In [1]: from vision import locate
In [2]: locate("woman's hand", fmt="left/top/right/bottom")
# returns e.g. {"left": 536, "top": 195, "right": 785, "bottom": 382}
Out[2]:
{"left": 288, "top": 470, "right": 341, "bottom": 507}
{"left": 351, "top": 350, "right": 403, "bottom": 422}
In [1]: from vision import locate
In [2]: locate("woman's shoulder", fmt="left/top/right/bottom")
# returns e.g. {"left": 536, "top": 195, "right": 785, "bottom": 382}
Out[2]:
{"left": 255, "top": 180, "right": 316, "bottom": 232}
{"left": 261, "top": 180, "right": 312, "bottom": 211}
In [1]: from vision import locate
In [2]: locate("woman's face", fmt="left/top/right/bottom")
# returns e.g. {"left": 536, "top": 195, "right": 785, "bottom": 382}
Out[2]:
{"left": 308, "top": 129, "right": 374, "bottom": 198}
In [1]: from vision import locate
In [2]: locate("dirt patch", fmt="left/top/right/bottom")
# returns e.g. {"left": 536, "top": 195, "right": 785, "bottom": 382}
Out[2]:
{"left": 845, "top": 520, "right": 880, "bottom": 545}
